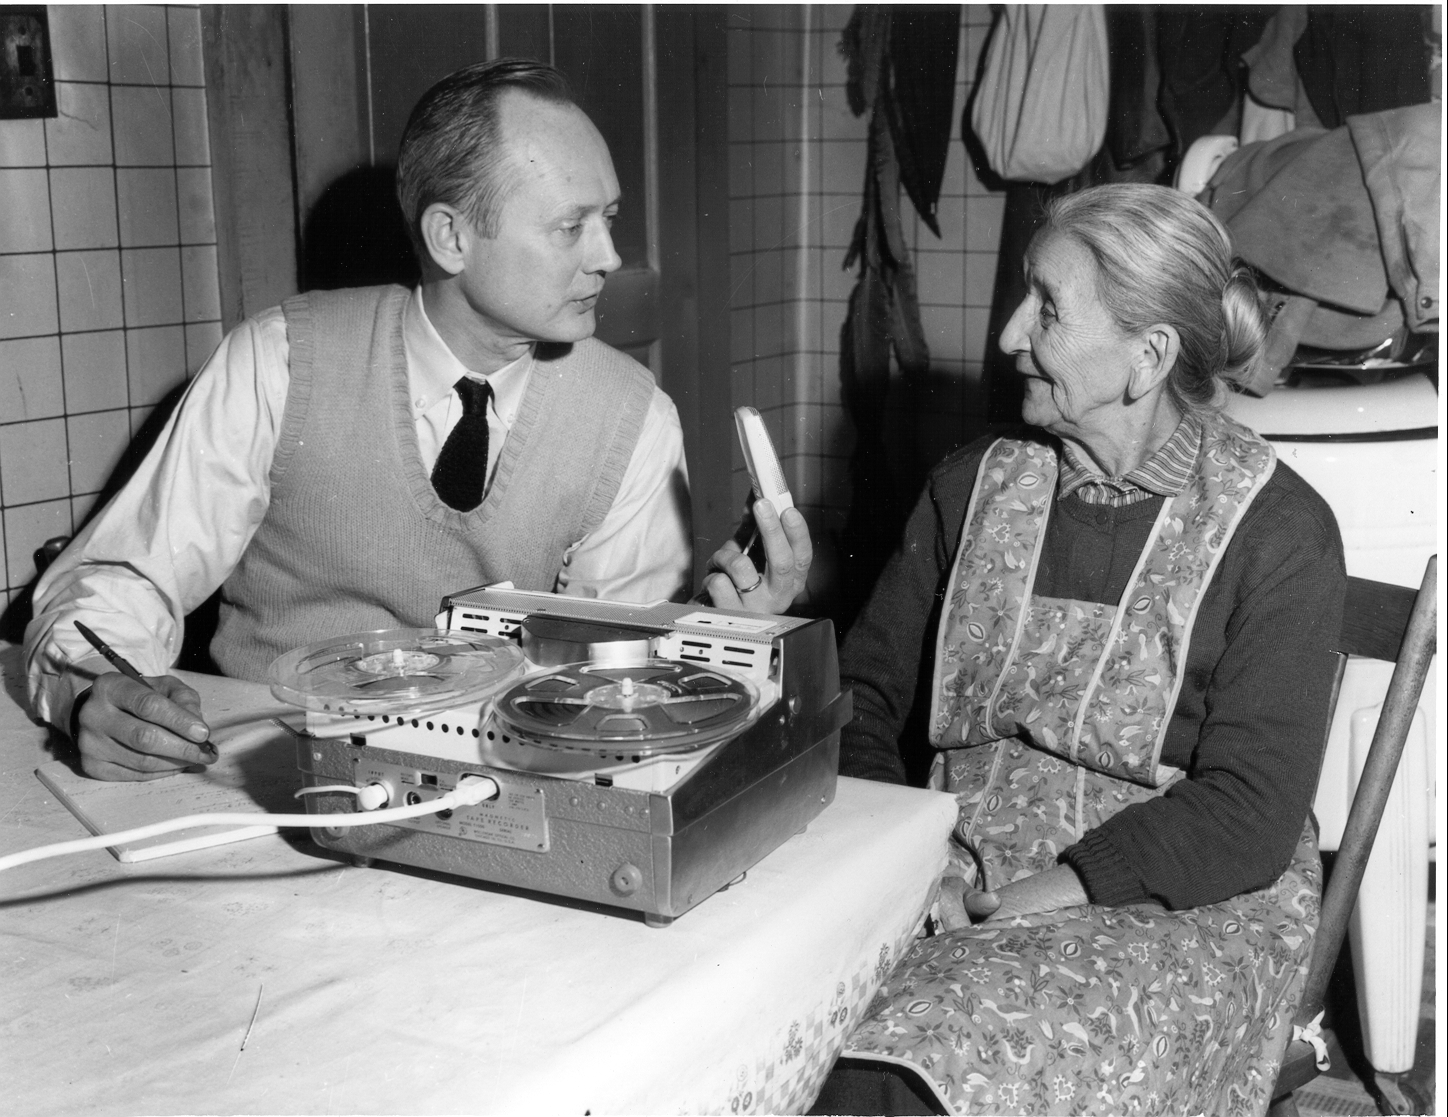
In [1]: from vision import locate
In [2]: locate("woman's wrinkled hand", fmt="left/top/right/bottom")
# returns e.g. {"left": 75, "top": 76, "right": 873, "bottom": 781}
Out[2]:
{"left": 975, "top": 866, "right": 1091, "bottom": 924}
{"left": 934, "top": 874, "right": 1000, "bottom": 930}
{"left": 964, "top": 887, "right": 1003, "bottom": 922}
{"left": 933, "top": 866, "right": 1089, "bottom": 930}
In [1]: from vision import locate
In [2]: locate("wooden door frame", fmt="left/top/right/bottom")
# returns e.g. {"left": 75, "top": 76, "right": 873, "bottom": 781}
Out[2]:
{"left": 653, "top": 6, "right": 733, "bottom": 585}
{"left": 201, "top": 4, "right": 299, "bottom": 330}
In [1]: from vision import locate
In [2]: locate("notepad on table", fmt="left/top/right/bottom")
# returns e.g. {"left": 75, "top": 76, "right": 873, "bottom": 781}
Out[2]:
{"left": 35, "top": 716, "right": 300, "bottom": 863}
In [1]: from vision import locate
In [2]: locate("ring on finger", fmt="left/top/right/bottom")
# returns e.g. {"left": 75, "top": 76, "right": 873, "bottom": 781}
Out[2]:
{"left": 738, "top": 573, "right": 764, "bottom": 594}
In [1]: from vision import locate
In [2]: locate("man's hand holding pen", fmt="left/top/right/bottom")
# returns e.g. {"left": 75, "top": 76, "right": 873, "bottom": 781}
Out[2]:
{"left": 71, "top": 623, "right": 215, "bottom": 781}
{"left": 72, "top": 671, "right": 214, "bottom": 781}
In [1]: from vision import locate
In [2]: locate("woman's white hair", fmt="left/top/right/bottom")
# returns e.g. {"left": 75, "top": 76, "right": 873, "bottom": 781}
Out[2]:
{"left": 1042, "top": 184, "right": 1268, "bottom": 412}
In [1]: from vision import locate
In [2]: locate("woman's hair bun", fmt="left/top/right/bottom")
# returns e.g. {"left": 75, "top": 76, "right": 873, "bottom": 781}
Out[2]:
{"left": 1219, "top": 266, "right": 1269, "bottom": 389}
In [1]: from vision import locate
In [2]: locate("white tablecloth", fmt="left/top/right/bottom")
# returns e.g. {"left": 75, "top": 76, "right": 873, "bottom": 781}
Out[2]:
{"left": 0, "top": 646, "right": 957, "bottom": 1114}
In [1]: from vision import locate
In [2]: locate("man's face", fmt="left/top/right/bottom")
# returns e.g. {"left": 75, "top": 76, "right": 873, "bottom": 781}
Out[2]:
{"left": 456, "top": 93, "right": 622, "bottom": 350}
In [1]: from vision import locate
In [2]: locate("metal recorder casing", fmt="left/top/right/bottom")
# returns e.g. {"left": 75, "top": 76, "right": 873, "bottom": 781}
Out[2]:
{"left": 293, "top": 588, "right": 851, "bottom": 925}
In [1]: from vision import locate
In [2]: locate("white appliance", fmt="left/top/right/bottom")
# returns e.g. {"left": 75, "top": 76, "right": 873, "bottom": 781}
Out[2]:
{"left": 1227, "top": 371, "right": 1438, "bottom": 1075}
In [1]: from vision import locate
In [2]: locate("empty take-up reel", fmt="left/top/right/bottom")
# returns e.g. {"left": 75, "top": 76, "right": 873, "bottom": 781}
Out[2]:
{"left": 269, "top": 628, "right": 527, "bottom": 720}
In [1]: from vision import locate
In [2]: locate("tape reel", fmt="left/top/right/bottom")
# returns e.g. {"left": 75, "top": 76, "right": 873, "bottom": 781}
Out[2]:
{"left": 493, "top": 659, "right": 759, "bottom": 756}
{"left": 269, "top": 628, "right": 527, "bottom": 716}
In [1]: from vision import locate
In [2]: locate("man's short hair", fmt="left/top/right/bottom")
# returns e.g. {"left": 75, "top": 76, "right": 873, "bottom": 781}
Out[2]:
{"left": 395, "top": 58, "right": 575, "bottom": 253}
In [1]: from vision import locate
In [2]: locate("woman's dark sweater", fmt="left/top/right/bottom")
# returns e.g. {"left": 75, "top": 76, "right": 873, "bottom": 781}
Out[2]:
{"left": 838, "top": 434, "right": 1346, "bottom": 909}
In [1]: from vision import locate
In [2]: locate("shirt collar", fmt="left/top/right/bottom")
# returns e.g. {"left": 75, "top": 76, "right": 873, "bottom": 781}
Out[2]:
{"left": 403, "top": 286, "right": 532, "bottom": 424}
{"left": 1057, "top": 412, "right": 1203, "bottom": 501}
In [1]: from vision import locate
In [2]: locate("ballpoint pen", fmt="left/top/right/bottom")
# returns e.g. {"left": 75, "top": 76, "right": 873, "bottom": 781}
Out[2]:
{"left": 74, "top": 621, "right": 153, "bottom": 689}
{"left": 74, "top": 621, "right": 215, "bottom": 757}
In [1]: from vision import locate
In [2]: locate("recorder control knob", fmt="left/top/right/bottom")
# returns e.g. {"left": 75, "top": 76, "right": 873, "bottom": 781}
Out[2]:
{"left": 610, "top": 863, "right": 644, "bottom": 896}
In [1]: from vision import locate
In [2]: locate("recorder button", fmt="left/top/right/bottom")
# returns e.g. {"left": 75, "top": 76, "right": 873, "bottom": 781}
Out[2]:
{"left": 610, "top": 863, "right": 644, "bottom": 896}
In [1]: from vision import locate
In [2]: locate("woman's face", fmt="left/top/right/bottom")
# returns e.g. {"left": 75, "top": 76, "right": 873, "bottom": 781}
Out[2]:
{"left": 999, "top": 232, "right": 1143, "bottom": 446}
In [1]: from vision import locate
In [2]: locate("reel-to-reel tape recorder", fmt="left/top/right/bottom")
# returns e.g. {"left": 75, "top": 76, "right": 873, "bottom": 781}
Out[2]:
{"left": 272, "top": 587, "right": 851, "bottom": 925}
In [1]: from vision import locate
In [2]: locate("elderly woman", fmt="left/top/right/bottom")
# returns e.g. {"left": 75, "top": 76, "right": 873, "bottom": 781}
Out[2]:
{"left": 816, "top": 185, "right": 1345, "bottom": 1116}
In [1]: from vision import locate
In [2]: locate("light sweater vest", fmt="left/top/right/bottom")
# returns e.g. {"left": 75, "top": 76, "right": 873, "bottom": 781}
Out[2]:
{"left": 214, "top": 285, "right": 655, "bottom": 682}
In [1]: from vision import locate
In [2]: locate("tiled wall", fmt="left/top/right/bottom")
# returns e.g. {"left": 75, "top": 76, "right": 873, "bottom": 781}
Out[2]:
{"left": 726, "top": 5, "right": 1005, "bottom": 568}
{"left": 0, "top": 5, "right": 220, "bottom": 610}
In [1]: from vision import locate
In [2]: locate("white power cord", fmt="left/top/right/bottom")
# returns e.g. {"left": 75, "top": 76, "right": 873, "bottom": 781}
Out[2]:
{"left": 0, "top": 775, "right": 499, "bottom": 874}
{"left": 295, "top": 784, "right": 392, "bottom": 810}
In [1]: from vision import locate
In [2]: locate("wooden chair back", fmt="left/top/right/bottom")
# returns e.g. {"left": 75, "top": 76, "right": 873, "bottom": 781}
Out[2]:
{"left": 1271, "top": 555, "right": 1437, "bottom": 1107}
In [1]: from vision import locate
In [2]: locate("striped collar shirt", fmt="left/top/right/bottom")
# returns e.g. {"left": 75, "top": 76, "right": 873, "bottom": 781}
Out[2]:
{"left": 1057, "top": 412, "right": 1203, "bottom": 507}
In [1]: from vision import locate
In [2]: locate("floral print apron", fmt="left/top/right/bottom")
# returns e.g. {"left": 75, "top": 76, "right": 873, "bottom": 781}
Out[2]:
{"left": 930, "top": 418, "right": 1275, "bottom": 786}
{"left": 841, "top": 419, "right": 1321, "bottom": 1116}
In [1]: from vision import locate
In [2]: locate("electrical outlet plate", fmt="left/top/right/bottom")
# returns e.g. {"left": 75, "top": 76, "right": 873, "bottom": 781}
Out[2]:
{"left": 1, "top": 6, "right": 56, "bottom": 120}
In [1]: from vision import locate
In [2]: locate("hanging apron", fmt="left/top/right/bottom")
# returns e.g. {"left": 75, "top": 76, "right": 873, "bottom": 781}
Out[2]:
{"left": 841, "top": 418, "right": 1323, "bottom": 1116}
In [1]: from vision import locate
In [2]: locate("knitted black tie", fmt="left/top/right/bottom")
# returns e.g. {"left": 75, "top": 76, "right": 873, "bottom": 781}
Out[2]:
{"left": 431, "top": 377, "right": 492, "bottom": 511}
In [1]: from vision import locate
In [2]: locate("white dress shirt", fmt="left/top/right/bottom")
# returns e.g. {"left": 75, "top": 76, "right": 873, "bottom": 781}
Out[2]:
{"left": 26, "top": 287, "right": 692, "bottom": 729}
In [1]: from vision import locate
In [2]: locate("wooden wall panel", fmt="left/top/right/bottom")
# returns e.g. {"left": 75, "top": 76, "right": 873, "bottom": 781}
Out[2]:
{"left": 201, "top": 4, "right": 298, "bottom": 329}
{"left": 657, "top": 7, "right": 733, "bottom": 578}
{"left": 289, "top": 6, "right": 369, "bottom": 226}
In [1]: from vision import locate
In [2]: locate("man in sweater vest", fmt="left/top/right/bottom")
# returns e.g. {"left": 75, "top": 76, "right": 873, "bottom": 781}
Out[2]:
{"left": 25, "top": 59, "right": 812, "bottom": 781}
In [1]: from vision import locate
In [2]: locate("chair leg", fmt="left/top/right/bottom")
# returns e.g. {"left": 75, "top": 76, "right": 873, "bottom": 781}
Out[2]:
{"left": 1266, "top": 1092, "right": 1301, "bottom": 1117}
{"left": 1374, "top": 1069, "right": 1431, "bottom": 1115}
{"left": 1347, "top": 699, "right": 1430, "bottom": 1074}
